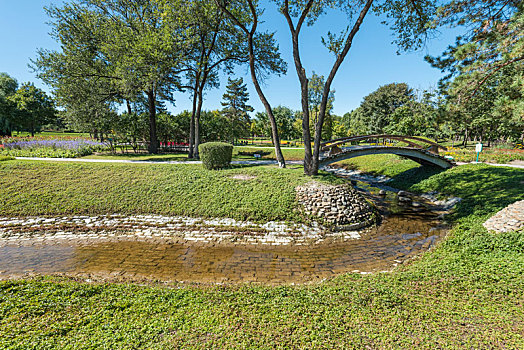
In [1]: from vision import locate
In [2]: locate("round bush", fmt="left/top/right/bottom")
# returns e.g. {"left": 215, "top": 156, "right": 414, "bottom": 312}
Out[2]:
{"left": 199, "top": 142, "right": 233, "bottom": 170}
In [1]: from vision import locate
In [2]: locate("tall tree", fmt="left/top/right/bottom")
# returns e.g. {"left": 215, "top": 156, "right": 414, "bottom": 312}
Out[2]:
{"left": 215, "top": 0, "right": 288, "bottom": 168}
{"left": 34, "top": 0, "right": 192, "bottom": 153}
{"left": 279, "top": 0, "right": 437, "bottom": 175}
{"left": 180, "top": 0, "right": 248, "bottom": 159}
{"left": 255, "top": 105, "right": 300, "bottom": 140}
{"left": 0, "top": 73, "right": 18, "bottom": 136}
{"left": 308, "top": 72, "right": 335, "bottom": 139}
{"left": 359, "top": 82, "right": 414, "bottom": 134}
{"left": 427, "top": 1, "right": 523, "bottom": 143}
{"left": 221, "top": 77, "right": 254, "bottom": 142}
{"left": 9, "top": 83, "right": 56, "bottom": 136}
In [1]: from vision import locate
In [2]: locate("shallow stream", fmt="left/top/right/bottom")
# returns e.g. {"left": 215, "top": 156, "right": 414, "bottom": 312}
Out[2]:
{"left": 0, "top": 170, "right": 450, "bottom": 285}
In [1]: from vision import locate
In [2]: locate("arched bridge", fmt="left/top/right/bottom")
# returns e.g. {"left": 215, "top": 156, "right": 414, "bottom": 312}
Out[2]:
{"left": 320, "top": 135, "right": 455, "bottom": 169}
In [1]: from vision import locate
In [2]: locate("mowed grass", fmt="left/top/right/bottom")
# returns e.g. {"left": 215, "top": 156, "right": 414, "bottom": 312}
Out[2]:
{"left": 83, "top": 146, "right": 306, "bottom": 162}
{"left": 334, "top": 154, "right": 420, "bottom": 177}
{"left": 0, "top": 161, "right": 523, "bottom": 348}
{"left": 0, "top": 161, "right": 339, "bottom": 221}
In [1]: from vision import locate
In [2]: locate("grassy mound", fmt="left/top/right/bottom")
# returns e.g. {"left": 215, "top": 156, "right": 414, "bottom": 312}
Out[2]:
{"left": 0, "top": 161, "right": 341, "bottom": 221}
{"left": 0, "top": 161, "right": 523, "bottom": 348}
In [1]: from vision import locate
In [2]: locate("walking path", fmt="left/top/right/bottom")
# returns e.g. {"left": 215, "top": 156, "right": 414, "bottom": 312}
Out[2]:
{"left": 13, "top": 156, "right": 303, "bottom": 166}
{"left": 11, "top": 156, "right": 524, "bottom": 169}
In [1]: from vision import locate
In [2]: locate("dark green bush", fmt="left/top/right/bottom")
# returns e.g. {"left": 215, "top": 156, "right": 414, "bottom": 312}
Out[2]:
{"left": 199, "top": 142, "right": 233, "bottom": 169}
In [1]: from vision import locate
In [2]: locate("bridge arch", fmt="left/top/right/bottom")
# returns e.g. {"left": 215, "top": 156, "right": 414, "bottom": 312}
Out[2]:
{"left": 319, "top": 146, "right": 454, "bottom": 169}
{"left": 321, "top": 134, "right": 448, "bottom": 154}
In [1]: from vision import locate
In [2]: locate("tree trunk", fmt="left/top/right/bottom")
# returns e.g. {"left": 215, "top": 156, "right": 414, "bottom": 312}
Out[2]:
{"left": 188, "top": 80, "right": 199, "bottom": 159}
{"left": 194, "top": 91, "right": 204, "bottom": 159}
{"left": 147, "top": 90, "right": 158, "bottom": 154}
{"left": 282, "top": 0, "right": 372, "bottom": 175}
{"left": 246, "top": 32, "right": 285, "bottom": 168}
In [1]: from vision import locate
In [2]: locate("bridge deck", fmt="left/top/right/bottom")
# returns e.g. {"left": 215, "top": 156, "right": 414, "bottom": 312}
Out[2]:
{"left": 319, "top": 145, "right": 455, "bottom": 169}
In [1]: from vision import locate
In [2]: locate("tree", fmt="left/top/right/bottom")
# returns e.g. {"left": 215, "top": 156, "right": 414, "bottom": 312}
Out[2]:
{"left": 221, "top": 77, "right": 254, "bottom": 142}
{"left": 255, "top": 105, "right": 300, "bottom": 140}
{"left": 215, "top": 0, "right": 288, "bottom": 168}
{"left": 34, "top": 0, "right": 192, "bottom": 153}
{"left": 278, "top": 0, "right": 437, "bottom": 175}
{"left": 0, "top": 73, "right": 18, "bottom": 136}
{"left": 308, "top": 72, "right": 335, "bottom": 139}
{"left": 359, "top": 83, "right": 415, "bottom": 134}
{"left": 181, "top": 0, "right": 248, "bottom": 159}
{"left": 427, "top": 1, "right": 524, "bottom": 144}
{"left": 9, "top": 83, "right": 56, "bottom": 136}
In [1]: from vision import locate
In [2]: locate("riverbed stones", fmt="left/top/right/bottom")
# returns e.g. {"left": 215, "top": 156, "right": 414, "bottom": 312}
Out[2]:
{"left": 295, "top": 182, "right": 378, "bottom": 230}
{"left": 483, "top": 200, "right": 524, "bottom": 233}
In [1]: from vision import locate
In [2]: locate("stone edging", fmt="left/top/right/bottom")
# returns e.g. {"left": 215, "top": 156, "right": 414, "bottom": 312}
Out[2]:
{"left": 483, "top": 200, "right": 524, "bottom": 233}
{"left": 296, "top": 182, "right": 378, "bottom": 230}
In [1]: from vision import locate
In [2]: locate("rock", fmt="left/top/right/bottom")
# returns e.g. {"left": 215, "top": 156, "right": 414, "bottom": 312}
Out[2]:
{"left": 483, "top": 200, "right": 524, "bottom": 233}
{"left": 295, "top": 181, "right": 378, "bottom": 229}
{"left": 398, "top": 191, "right": 408, "bottom": 197}
{"left": 378, "top": 190, "right": 387, "bottom": 196}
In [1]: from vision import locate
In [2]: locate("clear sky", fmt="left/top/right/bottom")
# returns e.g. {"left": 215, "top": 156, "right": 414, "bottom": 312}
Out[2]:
{"left": 0, "top": 0, "right": 461, "bottom": 116}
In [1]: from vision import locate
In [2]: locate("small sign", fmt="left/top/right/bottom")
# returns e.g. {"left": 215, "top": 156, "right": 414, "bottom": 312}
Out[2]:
{"left": 475, "top": 143, "right": 483, "bottom": 163}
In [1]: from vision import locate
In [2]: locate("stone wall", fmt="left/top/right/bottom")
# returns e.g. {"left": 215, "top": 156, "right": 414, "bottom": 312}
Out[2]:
{"left": 483, "top": 200, "right": 524, "bottom": 233}
{"left": 296, "top": 182, "right": 378, "bottom": 231}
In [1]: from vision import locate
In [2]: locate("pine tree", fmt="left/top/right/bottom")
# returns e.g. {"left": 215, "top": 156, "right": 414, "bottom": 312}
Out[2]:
{"left": 221, "top": 77, "right": 254, "bottom": 143}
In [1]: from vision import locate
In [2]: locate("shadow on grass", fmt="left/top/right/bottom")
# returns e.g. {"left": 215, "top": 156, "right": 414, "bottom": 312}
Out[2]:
{"left": 392, "top": 164, "right": 524, "bottom": 220}
{"left": 388, "top": 166, "right": 445, "bottom": 189}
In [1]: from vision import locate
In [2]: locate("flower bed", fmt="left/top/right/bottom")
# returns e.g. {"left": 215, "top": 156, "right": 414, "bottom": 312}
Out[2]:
{"left": 443, "top": 146, "right": 524, "bottom": 163}
{"left": 0, "top": 137, "right": 108, "bottom": 158}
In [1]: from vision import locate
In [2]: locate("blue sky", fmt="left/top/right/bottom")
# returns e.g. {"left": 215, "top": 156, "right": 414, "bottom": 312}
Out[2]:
{"left": 0, "top": 1, "right": 461, "bottom": 116}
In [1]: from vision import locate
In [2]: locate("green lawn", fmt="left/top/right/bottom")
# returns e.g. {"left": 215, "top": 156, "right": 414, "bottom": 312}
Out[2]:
{"left": 0, "top": 161, "right": 340, "bottom": 221}
{"left": 333, "top": 154, "right": 421, "bottom": 177}
{"left": 82, "top": 153, "right": 195, "bottom": 162}
{"left": 82, "top": 146, "right": 306, "bottom": 162}
{"left": 0, "top": 160, "right": 523, "bottom": 348}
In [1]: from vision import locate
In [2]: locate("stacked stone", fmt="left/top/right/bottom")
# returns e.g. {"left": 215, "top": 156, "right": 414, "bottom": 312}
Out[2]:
{"left": 296, "top": 182, "right": 377, "bottom": 230}
{"left": 483, "top": 200, "right": 524, "bottom": 233}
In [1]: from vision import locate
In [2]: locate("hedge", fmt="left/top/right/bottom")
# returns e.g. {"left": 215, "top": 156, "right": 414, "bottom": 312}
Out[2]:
{"left": 198, "top": 142, "right": 233, "bottom": 169}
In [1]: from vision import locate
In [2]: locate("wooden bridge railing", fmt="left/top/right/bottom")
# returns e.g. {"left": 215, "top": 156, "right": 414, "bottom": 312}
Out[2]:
{"left": 321, "top": 134, "right": 447, "bottom": 153}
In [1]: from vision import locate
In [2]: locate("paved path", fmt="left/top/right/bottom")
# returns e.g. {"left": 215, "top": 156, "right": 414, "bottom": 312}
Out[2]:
{"left": 13, "top": 157, "right": 524, "bottom": 169}
{"left": 455, "top": 161, "right": 524, "bottom": 169}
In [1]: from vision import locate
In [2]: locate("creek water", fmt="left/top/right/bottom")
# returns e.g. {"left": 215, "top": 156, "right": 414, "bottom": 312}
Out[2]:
{"left": 0, "top": 181, "right": 449, "bottom": 285}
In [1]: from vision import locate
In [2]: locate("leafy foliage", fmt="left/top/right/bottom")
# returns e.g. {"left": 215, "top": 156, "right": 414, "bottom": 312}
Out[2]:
{"left": 1, "top": 161, "right": 523, "bottom": 348}
{"left": 426, "top": 1, "right": 524, "bottom": 144}
{"left": 199, "top": 142, "right": 234, "bottom": 169}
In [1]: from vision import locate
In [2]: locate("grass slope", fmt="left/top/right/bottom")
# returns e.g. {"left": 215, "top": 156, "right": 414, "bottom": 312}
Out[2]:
{"left": 0, "top": 161, "right": 341, "bottom": 221}
{"left": 0, "top": 162, "right": 523, "bottom": 348}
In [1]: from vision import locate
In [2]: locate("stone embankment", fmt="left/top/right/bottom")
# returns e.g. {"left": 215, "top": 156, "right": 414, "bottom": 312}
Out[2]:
{"left": 0, "top": 215, "right": 364, "bottom": 246}
{"left": 296, "top": 182, "right": 377, "bottom": 230}
{"left": 483, "top": 200, "right": 524, "bottom": 233}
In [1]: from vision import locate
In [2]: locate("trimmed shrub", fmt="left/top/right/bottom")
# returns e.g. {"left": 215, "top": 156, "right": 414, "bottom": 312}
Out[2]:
{"left": 199, "top": 142, "right": 233, "bottom": 170}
